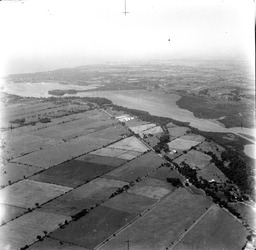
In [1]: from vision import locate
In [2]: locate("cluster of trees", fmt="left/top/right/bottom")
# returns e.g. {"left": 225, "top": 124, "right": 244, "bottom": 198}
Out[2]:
{"left": 166, "top": 177, "right": 183, "bottom": 187}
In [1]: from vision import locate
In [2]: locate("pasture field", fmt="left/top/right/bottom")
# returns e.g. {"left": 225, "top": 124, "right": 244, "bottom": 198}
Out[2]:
{"left": 229, "top": 203, "right": 256, "bottom": 230}
{"left": 196, "top": 140, "right": 225, "bottom": 159}
{"left": 5, "top": 134, "right": 60, "bottom": 159}
{"left": 50, "top": 206, "right": 135, "bottom": 249}
{"left": 0, "top": 163, "right": 40, "bottom": 187}
{"left": 29, "top": 237, "right": 88, "bottom": 250}
{"left": 167, "top": 126, "right": 190, "bottom": 138}
{"left": 87, "top": 124, "right": 130, "bottom": 141}
{"left": 116, "top": 151, "right": 142, "bottom": 160}
{"left": 40, "top": 178, "right": 128, "bottom": 216}
{"left": 197, "top": 163, "right": 228, "bottom": 183}
{"left": 13, "top": 136, "right": 112, "bottom": 169}
{"left": 129, "top": 123, "right": 156, "bottom": 134}
{"left": 0, "top": 203, "right": 27, "bottom": 224}
{"left": 108, "top": 136, "right": 149, "bottom": 153}
{"left": 104, "top": 151, "right": 164, "bottom": 182}
{"left": 173, "top": 150, "right": 212, "bottom": 169}
{"left": 76, "top": 154, "right": 127, "bottom": 167}
{"left": 90, "top": 147, "right": 128, "bottom": 158}
{"left": 0, "top": 210, "right": 68, "bottom": 250}
{"left": 143, "top": 135, "right": 160, "bottom": 147}
{"left": 98, "top": 188, "right": 213, "bottom": 250}
{"left": 124, "top": 118, "right": 149, "bottom": 127}
{"left": 179, "top": 134, "right": 205, "bottom": 142}
{"left": 102, "top": 192, "right": 157, "bottom": 214}
{"left": 128, "top": 180, "right": 171, "bottom": 200}
{"left": 0, "top": 179, "right": 71, "bottom": 209}
{"left": 149, "top": 167, "right": 186, "bottom": 182}
{"left": 139, "top": 126, "right": 163, "bottom": 137}
{"left": 30, "top": 160, "right": 116, "bottom": 188}
{"left": 167, "top": 138, "right": 201, "bottom": 151}
{"left": 172, "top": 205, "right": 249, "bottom": 250}
{"left": 31, "top": 117, "right": 115, "bottom": 141}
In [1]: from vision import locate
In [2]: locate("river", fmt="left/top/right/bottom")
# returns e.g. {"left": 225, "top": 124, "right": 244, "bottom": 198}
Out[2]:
{"left": 1, "top": 82, "right": 255, "bottom": 158}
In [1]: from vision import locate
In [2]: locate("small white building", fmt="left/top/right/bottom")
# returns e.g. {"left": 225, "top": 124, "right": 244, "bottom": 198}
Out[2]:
{"left": 116, "top": 114, "right": 134, "bottom": 122}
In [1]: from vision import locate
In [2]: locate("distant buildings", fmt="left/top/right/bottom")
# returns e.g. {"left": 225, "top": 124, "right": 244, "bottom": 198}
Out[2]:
{"left": 116, "top": 114, "right": 134, "bottom": 122}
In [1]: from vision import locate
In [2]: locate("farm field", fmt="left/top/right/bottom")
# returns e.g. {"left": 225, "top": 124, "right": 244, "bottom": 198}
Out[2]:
{"left": 104, "top": 151, "right": 164, "bottom": 182}
{"left": 12, "top": 136, "right": 112, "bottom": 169}
{"left": 167, "top": 126, "right": 190, "bottom": 138}
{"left": 108, "top": 136, "right": 149, "bottom": 153}
{"left": 29, "top": 237, "right": 88, "bottom": 250}
{"left": 49, "top": 206, "right": 136, "bottom": 249}
{"left": 149, "top": 167, "right": 186, "bottom": 182}
{"left": 30, "top": 160, "right": 117, "bottom": 188}
{"left": 167, "top": 138, "right": 202, "bottom": 151}
{"left": 139, "top": 126, "right": 163, "bottom": 137}
{"left": 76, "top": 154, "right": 127, "bottom": 167}
{"left": 127, "top": 179, "right": 171, "bottom": 199}
{"left": 143, "top": 135, "right": 160, "bottom": 147}
{"left": 0, "top": 210, "right": 68, "bottom": 250}
{"left": 0, "top": 179, "right": 71, "bottom": 209}
{"left": 40, "top": 178, "right": 128, "bottom": 216}
{"left": 197, "top": 163, "right": 228, "bottom": 183}
{"left": 124, "top": 118, "right": 149, "bottom": 127}
{"left": 172, "top": 205, "right": 249, "bottom": 250}
{"left": 173, "top": 150, "right": 212, "bottom": 169}
{"left": 102, "top": 192, "right": 157, "bottom": 214}
{"left": 197, "top": 140, "right": 225, "bottom": 159}
{"left": 98, "top": 188, "right": 213, "bottom": 250}
{"left": 0, "top": 203, "right": 27, "bottom": 224}
{"left": 4, "top": 134, "right": 60, "bottom": 159}
{"left": 0, "top": 162, "right": 41, "bottom": 187}
{"left": 129, "top": 123, "right": 156, "bottom": 134}
{"left": 90, "top": 147, "right": 129, "bottom": 158}
{"left": 179, "top": 134, "right": 205, "bottom": 142}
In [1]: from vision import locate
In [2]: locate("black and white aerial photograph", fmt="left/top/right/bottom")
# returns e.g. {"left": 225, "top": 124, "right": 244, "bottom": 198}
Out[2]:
{"left": 0, "top": 0, "right": 255, "bottom": 249}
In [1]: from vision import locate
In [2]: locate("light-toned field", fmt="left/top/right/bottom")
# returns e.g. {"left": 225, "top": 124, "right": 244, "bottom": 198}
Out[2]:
{"left": 167, "top": 126, "right": 190, "bottom": 138}
{"left": 172, "top": 205, "right": 249, "bottom": 250}
{"left": 102, "top": 192, "right": 157, "bottom": 214}
{"left": 167, "top": 139, "right": 201, "bottom": 151}
{"left": 173, "top": 150, "right": 212, "bottom": 169}
{"left": 104, "top": 152, "right": 164, "bottom": 182}
{"left": 4, "top": 134, "right": 60, "bottom": 159}
{"left": 0, "top": 210, "right": 69, "bottom": 250}
{"left": 129, "top": 123, "right": 156, "bottom": 134}
{"left": 30, "top": 160, "right": 117, "bottom": 188}
{"left": 128, "top": 178, "right": 173, "bottom": 200}
{"left": 197, "top": 163, "right": 228, "bottom": 183}
{"left": 197, "top": 140, "right": 225, "bottom": 160}
{"left": 13, "top": 136, "right": 112, "bottom": 169}
{"left": 90, "top": 147, "right": 128, "bottom": 158}
{"left": 0, "top": 162, "right": 41, "bottom": 187}
{"left": 29, "top": 237, "right": 88, "bottom": 250}
{"left": 0, "top": 203, "right": 27, "bottom": 224}
{"left": 116, "top": 151, "right": 142, "bottom": 160}
{"left": 50, "top": 206, "right": 135, "bottom": 249}
{"left": 40, "top": 178, "right": 128, "bottom": 216}
{"left": 139, "top": 126, "right": 163, "bottom": 137}
{"left": 179, "top": 134, "right": 205, "bottom": 142}
{"left": 108, "top": 136, "right": 149, "bottom": 153}
{"left": 0, "top": 179, "right": 71, "bottom": 209}
{"left": 98, "top": 188, "right": 213, "bottom": 250}
{"left": 124, "top": 118, "right": 149, "bottom": 127}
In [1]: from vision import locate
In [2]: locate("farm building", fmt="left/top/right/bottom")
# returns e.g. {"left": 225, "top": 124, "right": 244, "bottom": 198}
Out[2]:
{"left": 116, "top": 114, "right": 134, "bottom": 122}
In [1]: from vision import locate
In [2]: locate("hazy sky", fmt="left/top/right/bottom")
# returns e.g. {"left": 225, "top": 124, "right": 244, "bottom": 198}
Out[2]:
{"left": 0, "top": 0, "right": 254, "bottom": 75}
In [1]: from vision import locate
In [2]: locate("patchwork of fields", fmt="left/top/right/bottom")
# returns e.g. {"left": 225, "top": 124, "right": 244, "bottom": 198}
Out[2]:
{"left": 0, "top": 95, "right": 251, "bottom": 250}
